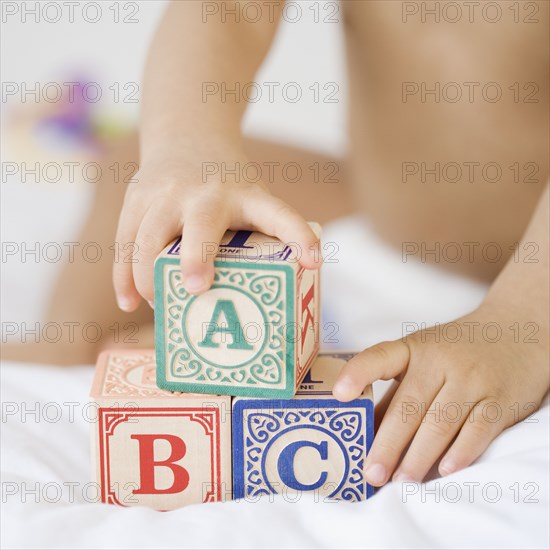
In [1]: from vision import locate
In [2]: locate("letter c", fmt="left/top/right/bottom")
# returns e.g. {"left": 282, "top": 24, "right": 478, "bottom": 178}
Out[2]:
{"left": 277, "top": 440, "right": 328, "bottom": 491}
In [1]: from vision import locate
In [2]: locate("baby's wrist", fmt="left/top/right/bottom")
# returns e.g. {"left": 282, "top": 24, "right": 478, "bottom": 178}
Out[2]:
{"left": 482, "top": 286, "right": 548, "bottom": 328}
{"left": 140, "top": 129, "right": 245, "bottom": 167}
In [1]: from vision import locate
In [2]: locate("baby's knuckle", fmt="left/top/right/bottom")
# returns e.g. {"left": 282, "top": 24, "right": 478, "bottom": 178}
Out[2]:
{"left": 197, "top": 182, "right": 225, "bottom": 198}
{"left": 469, "top": 419, "right": 495, "bottom": 438}
{"left": 393, "top": 396, "right": 422, "bottom": 423}
{"left": 365, "top": 342, "right": 393, "bottom": 364}
{"left": 398, "top": 392, "right": 422, "bottom": 410}
{"left": 458, "top": 361, "right": 481, "bottom": 380}
{"left": 237, "top": 180, "right": 264, "bottom": 195}
{"left": 136, "top": 233, "right": 163, "bottom": 256}
{"left": 451, "top": 369, "right": 475, "bottom": 387}
{"left": 426, "top": 418, "right": 454, "bottom": 438}
{"left": 273, "top": 200, "right": 298, "bottom": 220}
{"left": 373, "top": 439, "right": 400, "bottom": 456}
{"left": 191, "top": 208, "right": 223, "bottom": 228}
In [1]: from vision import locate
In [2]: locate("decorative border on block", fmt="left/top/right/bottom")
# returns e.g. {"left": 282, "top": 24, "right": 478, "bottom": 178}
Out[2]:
{"left": 154, "top": 258, "right": 297, "bottom": 398}
{"left": 232, "top": 399, "right": 374, "bottom": 501}
{"left": 98, "top": 407, "right": 222, "bottom": 505}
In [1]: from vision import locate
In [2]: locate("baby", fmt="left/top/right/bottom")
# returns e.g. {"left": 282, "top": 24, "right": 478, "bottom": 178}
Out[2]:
{"left": 8, "top": 1, "right": 550, "bottom": 488}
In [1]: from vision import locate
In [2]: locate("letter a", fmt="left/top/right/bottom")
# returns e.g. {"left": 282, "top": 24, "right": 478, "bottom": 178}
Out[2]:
{"left": 198, "top": 299, "right": 253, "bottom": 350}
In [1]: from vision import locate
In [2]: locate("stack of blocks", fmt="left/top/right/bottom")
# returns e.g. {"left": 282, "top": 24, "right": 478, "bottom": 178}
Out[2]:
{"left": 90, "top": 227, "right": 374, "bottom": 509}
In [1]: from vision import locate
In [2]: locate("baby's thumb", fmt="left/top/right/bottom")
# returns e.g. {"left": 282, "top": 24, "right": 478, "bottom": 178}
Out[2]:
{"left": 332, "top": 341, "right": 410, "bottom": 401}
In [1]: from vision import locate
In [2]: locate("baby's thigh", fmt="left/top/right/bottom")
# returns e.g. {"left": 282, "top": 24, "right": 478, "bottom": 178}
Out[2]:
{"left": 244, "top": 137, "right": 353, "bottom": 224}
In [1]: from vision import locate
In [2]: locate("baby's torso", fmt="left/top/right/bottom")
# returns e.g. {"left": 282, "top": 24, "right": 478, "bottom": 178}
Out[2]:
{"left": 343, "top": 0, "right": 548, "bottom": 280}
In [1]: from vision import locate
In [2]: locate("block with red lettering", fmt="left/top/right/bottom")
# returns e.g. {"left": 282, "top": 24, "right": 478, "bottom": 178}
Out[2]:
{"left": 90, "top": 350, "right": 231, "bottom": 510}
{"left": 232, "top": 352, "right": 374, "bottom": 502}
{"left": 154, "top": 224, "right": 321, "bottom": 398}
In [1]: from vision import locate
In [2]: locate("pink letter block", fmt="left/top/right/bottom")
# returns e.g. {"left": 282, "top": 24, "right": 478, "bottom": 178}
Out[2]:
{"left": 90, "top": 350, "right": 231, "bottom": 510}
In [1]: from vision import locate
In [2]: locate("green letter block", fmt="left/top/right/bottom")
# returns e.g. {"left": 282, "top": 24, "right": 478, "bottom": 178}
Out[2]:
{"left": 154, "top": 226, "right": 321, "bottom": 398}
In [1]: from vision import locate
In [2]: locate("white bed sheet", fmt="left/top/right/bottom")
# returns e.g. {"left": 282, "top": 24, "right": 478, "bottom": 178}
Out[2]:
{"left": 2, "top": 361, "right": 548, "bottom": 549}
{"left": 2, "top": 216, "right": 548, "bottom": 549}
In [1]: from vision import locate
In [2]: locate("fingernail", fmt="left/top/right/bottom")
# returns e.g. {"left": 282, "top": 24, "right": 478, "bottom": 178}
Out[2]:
{"left": 439, "top": 459, "right": 456, "bottom": 476}
{"left": 184, "top": 274, "right": 207, "bottom": 294}
{"left": 117, "top": 295, "right": 132, "bottom": 312}
{"left": 393, "top": 472, "right": 415, "bottom": 483}
{"left": 332, "top": 379, "right": 354, "bottom": 401}
{"left": 363, "top": 463, "right": 387, "bottom": 485}
{"left": 148, "top": 300, "right": 154, "bottom": 310}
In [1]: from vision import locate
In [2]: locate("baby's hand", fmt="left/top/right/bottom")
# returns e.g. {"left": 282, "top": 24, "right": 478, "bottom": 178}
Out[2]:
{"left": 113, "top": 154, "right": 322, "bottom": 311}
{"left": 333, "top": 302, "right": 549, "bottom": 485}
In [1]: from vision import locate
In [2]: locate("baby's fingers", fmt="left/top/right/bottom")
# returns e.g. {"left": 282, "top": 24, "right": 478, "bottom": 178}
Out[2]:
{"left": 113, "top": 200, "right": 143, "bottom": 312}
{"left": 438, "top": 399, "right": 508, "bottom": 476}
{"left": 134, "top": 205, "right": 180, "bottom": 302}
{"left": 363, "top": 370, "right": 442, "bottom": 486}
{"left": 242, "top": 194, "right": 322, "bottom": 269}
{"left": 332, "top": 341, "right": 417, "bottom": 486}
{"left": 333, "top": 341, "right": 410, "bottom": 401}
{"left": 179, "top": 201, "right": 230, "bottom": 295}
{"left": 392, "top": 386, "right": 473, "bottom": 482}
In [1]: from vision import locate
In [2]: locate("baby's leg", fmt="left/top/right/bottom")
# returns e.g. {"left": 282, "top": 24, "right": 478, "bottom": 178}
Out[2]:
{"left": 3, "top": 134, "right": 154, "bottom": 365}
{"left": 244, "top": 137, "right": 352, "bottom": 224}
{"left": 2, "top": 135, "right": 350, "bottom": 365}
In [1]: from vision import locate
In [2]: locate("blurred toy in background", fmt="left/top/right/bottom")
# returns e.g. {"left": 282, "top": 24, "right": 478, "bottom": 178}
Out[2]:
{"left": 3, "top": 73, "right": 133, "bottom": 170}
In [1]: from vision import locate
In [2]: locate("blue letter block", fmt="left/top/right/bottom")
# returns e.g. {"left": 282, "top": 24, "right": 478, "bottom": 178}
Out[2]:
{"left": 232, "top": 353, "right": 374, "bottom": 502}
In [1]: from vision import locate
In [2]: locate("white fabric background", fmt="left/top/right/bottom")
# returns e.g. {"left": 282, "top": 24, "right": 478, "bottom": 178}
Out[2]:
{"left": 1, "top": 3, "right": 548, "bottom": 548}
{"left": 1, "top": 0, "right": 346, "bottom": 327}
{"left": 2, "top": 217, "right": 549, "bottom": 549}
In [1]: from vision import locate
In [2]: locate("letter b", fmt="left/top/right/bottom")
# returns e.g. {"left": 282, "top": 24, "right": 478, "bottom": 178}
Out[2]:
{"left": 131, "top": 434, "right": 190, "bottom": 495}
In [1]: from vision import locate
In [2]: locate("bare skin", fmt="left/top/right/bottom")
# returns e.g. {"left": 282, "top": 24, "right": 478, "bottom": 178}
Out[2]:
{"left": 344, "top": 1, "right": 548, "bottom": 280}
{"left": 1, "top": 135, "right": 349, "bottom": 365}
{"left": 4, "top": 1, "right": 548, "bottom": 486}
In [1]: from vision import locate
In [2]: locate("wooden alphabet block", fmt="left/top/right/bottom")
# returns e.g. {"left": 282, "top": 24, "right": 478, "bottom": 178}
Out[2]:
{"left": 154, "top": 226, "right": 321, "bottom": 398}
{"left": 90, "top": 350, "right": 231, "bottom": 510}
{"left": 232, "top": 353, "right": 374, "bottom": 502}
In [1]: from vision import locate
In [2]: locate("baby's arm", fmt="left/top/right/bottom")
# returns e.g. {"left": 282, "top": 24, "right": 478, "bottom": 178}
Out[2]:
{"left": 334, "top": 184, "right": 549, "bottom": 484}
{"left": 114, "top": 1, "right": 321, "bottom": 311}
{"left": 483, "top": 184, "right": 549, "bottom": 332}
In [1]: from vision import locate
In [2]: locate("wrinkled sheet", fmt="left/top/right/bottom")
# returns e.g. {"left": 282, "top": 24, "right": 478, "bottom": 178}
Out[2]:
{"left": 2, "top": 216, "right": 548, "bottom": 549}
